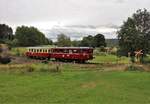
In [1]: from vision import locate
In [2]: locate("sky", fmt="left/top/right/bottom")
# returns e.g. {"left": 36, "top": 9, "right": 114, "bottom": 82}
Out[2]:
{"left": 0, "top": 0, "right": 150, "bottom": 40}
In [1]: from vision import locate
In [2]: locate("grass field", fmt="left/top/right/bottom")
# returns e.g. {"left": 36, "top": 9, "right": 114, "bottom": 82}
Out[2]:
{"left": 0, "top": 63, "right": 150, "bottom": 104}
{"left": 1, "top": 47, "right": 149, "bottom": 103}
{"left": 90, "top": 54, "right": 130, "bottom": 64}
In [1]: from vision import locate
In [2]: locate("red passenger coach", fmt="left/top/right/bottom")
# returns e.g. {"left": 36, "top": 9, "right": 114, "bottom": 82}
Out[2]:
{"left": 51, "top": 47, "right": 94, "bottom": 62}
{"left": 25, "top": 47, "right": 94, "bottom": 63}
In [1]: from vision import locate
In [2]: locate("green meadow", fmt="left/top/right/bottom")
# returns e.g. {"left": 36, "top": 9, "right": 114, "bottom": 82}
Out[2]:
{"left": 0, "top": 47, "right": 149, "bottom": 104}
{"left": 0, "top": 63, "right": 150, "bottom": 104}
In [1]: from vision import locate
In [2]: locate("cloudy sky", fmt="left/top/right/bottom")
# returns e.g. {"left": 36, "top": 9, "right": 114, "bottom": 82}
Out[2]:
{"left": 0, "top": 0, "right": 150, "bottom": 40}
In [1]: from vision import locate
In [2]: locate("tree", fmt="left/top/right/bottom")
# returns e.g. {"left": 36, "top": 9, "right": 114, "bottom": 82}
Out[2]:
{"left": 72, "top": 40, "right": 81, "bottom": 47}
{"left": 15, "top": 26, "right": 49, "bottom": 46}
{"left": 57, "top": 34, "right": 71, "bottom": 47}
{"left": 0, "top": 24, "right": 13, "bottom": 43}
{"left": 118, "top": 9, "right": 150, "bottom": 57}
{"left": 48, "top": 38, "right": 53, "bottom": 45}
{"left": 80, "top": 34, "right": 106, "bottom": 47}
{"left": 80, "top": 35, "right": 94, "bottom": 47}
{"left": 93, "top": 34, "right": 106, "bottom": 47}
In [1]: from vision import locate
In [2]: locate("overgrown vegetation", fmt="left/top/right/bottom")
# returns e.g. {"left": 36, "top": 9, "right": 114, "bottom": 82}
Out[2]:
{"left": 10, "top": 47, "right": 27, "bottom": 56}
{"left": 125, "top": 65, "right": 144, "bottom": 71}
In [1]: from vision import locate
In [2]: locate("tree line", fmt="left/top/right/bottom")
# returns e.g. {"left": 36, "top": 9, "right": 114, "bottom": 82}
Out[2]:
{"left": 0, "top": 25, "right": 52, "bottom": 47}
{"left": 0, "top": 24, "right": 106, "bottom": 48}
{"left": 56, "top": 33, "right": 106, "bottom": 48}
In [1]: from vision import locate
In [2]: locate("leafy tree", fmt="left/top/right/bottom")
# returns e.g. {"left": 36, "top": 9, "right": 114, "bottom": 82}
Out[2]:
{"left": 48, "top": 38, "right": 53, "bottom": 45}
{"left": 118, "top": 9, "right": 150, "bottom": 57}
{"left": 57, "top": 34, "right": 71, "bottom": 47}
{"left": 80, "top": 35, "right": 94, "bottom": 47}
{"left": 93, "top": 34, "right": 106, "bottom": 47}
{"left": 15, "top": 26, "right": 49, "bottom": 46}
{"left": 80, "top": 34, "right": 106, "bottom": 47}
{"left": 72, "top": 40, "right": 81, "bottom": 47}
{"left": 0, "top": 24, "right": 13, "bottom": 43}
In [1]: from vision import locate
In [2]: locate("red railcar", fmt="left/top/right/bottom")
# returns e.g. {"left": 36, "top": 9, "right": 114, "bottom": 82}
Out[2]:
{"left": 26, "top": 47, "right": 51, "bottom": 59}
{"left": 26, "top": 47, "right": 94, "bottom": 62}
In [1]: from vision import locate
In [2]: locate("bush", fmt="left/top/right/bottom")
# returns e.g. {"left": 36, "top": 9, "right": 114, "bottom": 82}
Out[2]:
{"left": 25, "top": 65, "right": 35, "bottom": 72}
{"left": 38, "top": 64, "right": 61, "bottom": 73}
{"left": 49, "top": 65, "right": 61, "bottom": 73}
{"left": 39, "top": 66, "right": 49, "bottom": 72}
{"left": 125, "top": 65, "right": 144, "bottom": 71}
{"left": 142, "top": 56, "right": 150, "bottom": 64}
{"left": 93, "top": 49, "right": 107, "bottom": 56}
{"left": 0, "top": 57, "right": 11, "bottom": 64}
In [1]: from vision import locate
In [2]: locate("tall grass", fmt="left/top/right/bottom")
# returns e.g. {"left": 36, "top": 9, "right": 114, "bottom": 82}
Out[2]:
{"left": 10, "top": 47, "right": 27, "bottom": 56}
{"left": 0, "top": 63, "right": 62, "bottom": 74}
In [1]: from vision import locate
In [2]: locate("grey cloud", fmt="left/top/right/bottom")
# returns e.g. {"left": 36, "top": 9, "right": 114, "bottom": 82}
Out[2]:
{"left": 0, "top": 0, "right": 150, "bottom": 39}
{"left": 115, "top": 0, "right": 126, "bottom": 3}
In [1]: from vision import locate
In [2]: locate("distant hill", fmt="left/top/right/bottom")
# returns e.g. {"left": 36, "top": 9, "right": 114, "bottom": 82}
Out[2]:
{"left": 106, "top": 39, "right": 118, "bottom": 47}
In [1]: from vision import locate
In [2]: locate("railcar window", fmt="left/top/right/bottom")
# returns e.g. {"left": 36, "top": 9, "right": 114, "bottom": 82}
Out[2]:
{"left": 40, "top": 49, "right": 42, "bottom": 52}
{"left": 53, "top": 49, "right": 57, "bottom": 53}
{"left": 82, "top": 49, "right": 88, "bottom": 53}
{"left": 54, "top": 49, "right": 58, "bottom": 53}
{"left": 63, "top": 49, "right": 69, "bottom": 53}
{"left": 81, "top": 49, "right": 85, "bottom": 53}
{"left": 73, "top": 49, "right": 78, "bottom": 53}
{"left": 69, "top": 50, "right": 72, "bottom": 53}
{"left": 37, "top": 49, "right": 39, "bottom": 52}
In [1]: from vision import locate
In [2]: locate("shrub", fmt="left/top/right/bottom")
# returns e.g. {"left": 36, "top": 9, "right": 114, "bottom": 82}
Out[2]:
{"left": 142, "top": 56, "right": 150, "bottom": 64}
{"left": 39, "top": 66, "right": 49, "bottom": 72}
{"left": 38, "top": 64, "right": 61, "bottom": 73}
{"left": 49, "top": 65, "right": 61, "bottom": 73}
{"left": 94, "top": 49, "right": 107, "bottom": 56}
{"left": 0, "top": 56, "right": 11, "bottom": 64}
{"left": 26, "top": 65, "right": 35, "bottom": 72}
{"left": 125, "top": 65, "right": 144, "bottom": 71}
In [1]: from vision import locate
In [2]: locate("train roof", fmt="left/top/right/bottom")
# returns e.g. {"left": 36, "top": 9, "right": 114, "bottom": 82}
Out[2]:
{"left": 27, "top": 47, "right": 93, "bottom": 49}
{"left": 51, "top": 47, "right": 93, "bottom": 49}
{"left": 27, "top": 47, "right": 50, "bottom": 49}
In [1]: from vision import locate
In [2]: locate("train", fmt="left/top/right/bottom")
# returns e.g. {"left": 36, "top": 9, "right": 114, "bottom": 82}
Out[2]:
{"left": 25, "top": 47, "right": 94, "bottom": 63}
